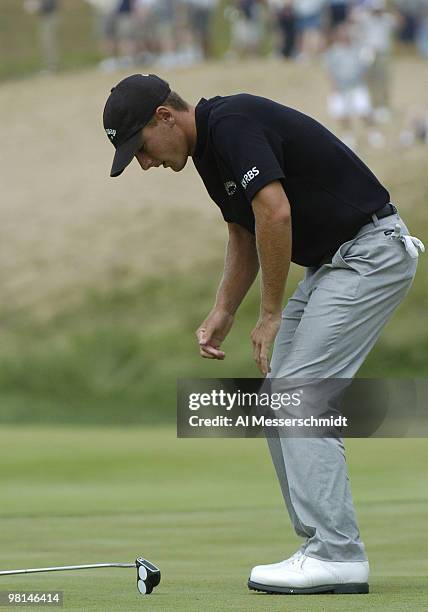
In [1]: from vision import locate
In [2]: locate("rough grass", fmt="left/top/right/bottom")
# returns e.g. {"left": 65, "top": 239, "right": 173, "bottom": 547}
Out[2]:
{"left": 1, "top": 57, "right": 427, "bottom": 319}
{"left": 0, "top": 263, "right": 427, "bottom": 424}
{"left": 0, "top": 58, "right": 427, "bottom": 422}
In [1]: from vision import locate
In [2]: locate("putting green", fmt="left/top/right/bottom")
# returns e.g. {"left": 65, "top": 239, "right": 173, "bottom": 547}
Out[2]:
{"left": 0, "top": 426, "right": 427, "bottom": 611}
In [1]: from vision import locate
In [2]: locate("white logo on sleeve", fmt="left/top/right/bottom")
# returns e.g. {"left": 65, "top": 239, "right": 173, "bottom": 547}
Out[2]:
{"left": 224, "top": 181, "right": 237, "bottom": 196}
{"left": 241, "top": 166, "right": 260, "bottom": 190}
{"left": 105, "top": 128, "right": 117, "bottom": 142}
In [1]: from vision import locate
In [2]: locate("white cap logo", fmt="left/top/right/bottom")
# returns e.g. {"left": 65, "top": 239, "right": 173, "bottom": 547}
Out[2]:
{"left": 105, "top": 128, "right": 117, "bottom": 142}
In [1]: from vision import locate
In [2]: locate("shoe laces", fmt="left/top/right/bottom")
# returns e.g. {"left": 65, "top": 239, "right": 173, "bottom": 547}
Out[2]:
{"left": 289, "top": 551, "right": 305, "bottom": 567}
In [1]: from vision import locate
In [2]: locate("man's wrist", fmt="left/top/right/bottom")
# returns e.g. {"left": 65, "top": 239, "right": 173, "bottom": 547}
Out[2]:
{"left": 260, "top": 308, "right": 282, "bottom": 319}
{"left": 214, "top": 302, "right": 236, "bottom": 317}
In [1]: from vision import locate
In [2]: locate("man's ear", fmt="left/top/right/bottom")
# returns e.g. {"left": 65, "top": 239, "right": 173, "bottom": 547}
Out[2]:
{"left": 155, "top": 106, "right": 174, "bottom": 125}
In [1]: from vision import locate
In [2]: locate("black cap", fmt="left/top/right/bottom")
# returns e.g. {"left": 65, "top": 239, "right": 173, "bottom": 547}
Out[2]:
{"left": 103, "top": 74, "right": 171, "bottom": 178}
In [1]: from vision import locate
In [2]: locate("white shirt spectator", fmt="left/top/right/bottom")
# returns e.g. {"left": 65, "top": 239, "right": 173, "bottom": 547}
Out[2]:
{"left": 325, "top": 42, "right": 366, "bottom": 90}
{"left": 135, "top": 0, "right": 156, "bottom": 7}
{"left": 85, "top": 0, "right": 118, "bottom": 12}
{"left": 186, "top": 0, "right": 217, "bottom": 7}
{"left": 293, "top": 0, "right": 325, "bottom": 17}
{"left": 357, "top": 9, "right": 396, "bottom": 54}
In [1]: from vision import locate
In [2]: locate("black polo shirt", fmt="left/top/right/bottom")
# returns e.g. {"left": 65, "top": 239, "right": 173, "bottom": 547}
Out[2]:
{"left": 192, "top": 94, "right": 390, "bottom": 267}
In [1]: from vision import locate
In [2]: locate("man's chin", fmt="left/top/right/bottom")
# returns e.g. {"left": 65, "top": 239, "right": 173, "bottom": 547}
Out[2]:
{"left": 171, "top": 158, "right": 188, "bottom": 172}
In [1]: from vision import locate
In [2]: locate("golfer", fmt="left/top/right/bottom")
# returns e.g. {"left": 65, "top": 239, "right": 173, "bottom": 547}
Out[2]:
{"left": 102, "top": 74, "right": 424, "bottom": 595}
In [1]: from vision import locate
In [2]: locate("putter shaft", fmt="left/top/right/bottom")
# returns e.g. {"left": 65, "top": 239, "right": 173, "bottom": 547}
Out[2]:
{"left": 0, "top": 563, "right": 135, "bottom": 576}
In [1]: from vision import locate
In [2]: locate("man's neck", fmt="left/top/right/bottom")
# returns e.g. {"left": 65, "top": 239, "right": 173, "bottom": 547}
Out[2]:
{"left": 181, "top": 106, "right": 197, "bottom": 156}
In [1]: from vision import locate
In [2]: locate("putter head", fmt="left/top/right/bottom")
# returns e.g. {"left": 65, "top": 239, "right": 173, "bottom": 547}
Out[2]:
{"left": 136, "top": 557, "right": 161, "bottom": 595}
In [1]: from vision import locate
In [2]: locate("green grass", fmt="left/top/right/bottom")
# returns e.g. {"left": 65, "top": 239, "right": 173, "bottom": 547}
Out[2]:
{"left": 0, "top": 427, "right": 427, "bottom": 610}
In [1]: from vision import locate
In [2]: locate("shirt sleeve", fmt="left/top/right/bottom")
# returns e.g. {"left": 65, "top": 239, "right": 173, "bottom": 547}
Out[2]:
{"left": 211, "top": 113, "right": 285, "bottom": 204}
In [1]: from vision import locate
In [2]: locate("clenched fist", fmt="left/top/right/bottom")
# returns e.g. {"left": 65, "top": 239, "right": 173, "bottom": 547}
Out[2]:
{"left": 196, "top": 309, "right": 235, "bottom": 360}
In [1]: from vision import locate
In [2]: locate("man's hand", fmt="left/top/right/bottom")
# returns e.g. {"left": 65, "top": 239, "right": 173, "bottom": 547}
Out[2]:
{"left": 196, "top": 309, "right": 235, "bottom": 360}
{"left": 251, "top": 312, "right": 281, "bottom": 376}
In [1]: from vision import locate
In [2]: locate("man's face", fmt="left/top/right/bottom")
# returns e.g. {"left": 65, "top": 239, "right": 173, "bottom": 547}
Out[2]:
{"left": 135, "top": 109, "right": 189, "bottom": 173}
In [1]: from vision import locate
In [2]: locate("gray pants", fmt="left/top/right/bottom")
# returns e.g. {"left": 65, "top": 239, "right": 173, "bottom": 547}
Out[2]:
{"left": 267, "top": 211, "right": 420, "bottom": 562}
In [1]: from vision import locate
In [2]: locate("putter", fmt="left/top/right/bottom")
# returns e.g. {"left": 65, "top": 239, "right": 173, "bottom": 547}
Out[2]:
{"left": 0, "top": 556, "right": 161, "bottom": 595}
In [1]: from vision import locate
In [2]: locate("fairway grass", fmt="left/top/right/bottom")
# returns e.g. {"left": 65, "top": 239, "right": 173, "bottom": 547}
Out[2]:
{"left": 0, "top": 427, "right": 427, "bottom": 610}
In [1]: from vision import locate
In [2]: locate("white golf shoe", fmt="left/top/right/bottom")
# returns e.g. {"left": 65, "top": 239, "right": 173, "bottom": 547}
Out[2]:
{"left": 249, "top": 550, "right": 304, "bottom": 577}
{"left": 248, "top": 552, "right": 369, "bottom": 594}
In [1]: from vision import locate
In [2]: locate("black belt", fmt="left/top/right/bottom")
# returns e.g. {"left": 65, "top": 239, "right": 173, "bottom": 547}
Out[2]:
{"left": 317, "top": 203, "right": 398, "bottom": 266}
{"left": 373, "top": 202, "right": 398, "bottom": 220}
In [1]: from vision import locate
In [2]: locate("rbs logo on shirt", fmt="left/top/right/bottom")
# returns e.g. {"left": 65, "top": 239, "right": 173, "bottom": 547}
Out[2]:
{"left": 241, "top": 166, "right": 260, "bottom": 190}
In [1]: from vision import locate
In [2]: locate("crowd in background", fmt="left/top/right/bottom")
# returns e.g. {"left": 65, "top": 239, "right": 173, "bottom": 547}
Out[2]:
{"left": 23, "top": 0, "right": 428, "bottom": 148}
{"left": 23, "top": 0, "right": 428, "bottom": 69}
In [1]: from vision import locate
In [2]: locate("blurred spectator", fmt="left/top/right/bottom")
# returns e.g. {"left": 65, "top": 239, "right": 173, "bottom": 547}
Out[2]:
{"left": 269, "top": 0, "right": 296, "bottom": 58}
{"left": 324, "top": 22, "right": 381, "bottom": 149}
{"left": 394, "top": 0, "right": 420, "bottom": 44}
{"left": 86, "top": 0, "right": 138, "bottom": 71}
{"left": 186, "top": 0, "right": 218, "bottom": 59}
{"left": 134, "top": 0, "right": 158, "bottom": 61}
{"left": 225, "top": 0, "right": 266, "bottom": 58}
{"left": 152, "top": 1, "right": 208, "bottom": 68}
{"left": 151, "top": 0, "right": 182, "bottom": 67}
{"left": 23, "top": 0, "right": 60, "bottom": 73}
{"left": 399, "top": 106, "right": 428, "bottom": 147}
{"left": 294, "top": 0, "right": 326, "bottom": 60}
{"left": 393, "top": 0, "right": 428, "bottom": 57}
{"left": 327, "top": 0, "right": 352, "bottom": 29}
{"left": 353, "top": 0, "right": 397, "bottom": 123}
{"left": 116, "top": 0, "right": 138, "bottom": 64}
{"left": 415, "top": 0, "right": 428, "bottom": 57}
